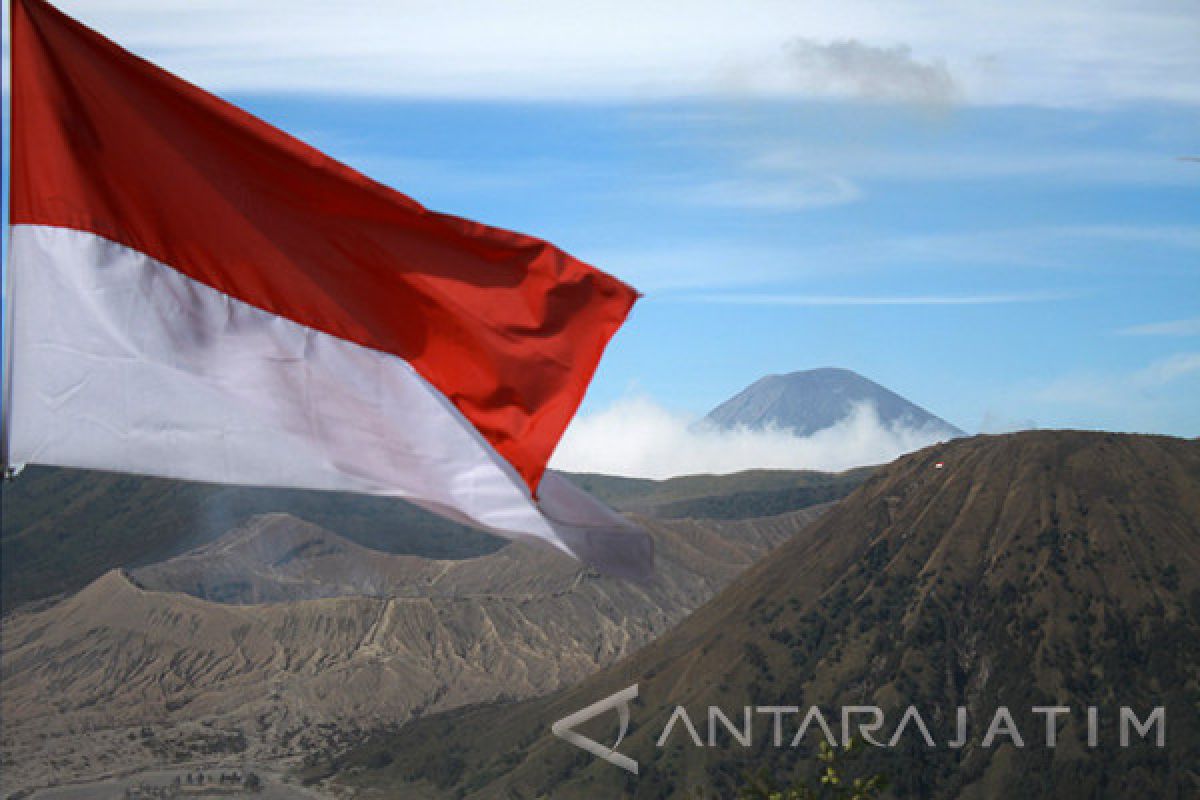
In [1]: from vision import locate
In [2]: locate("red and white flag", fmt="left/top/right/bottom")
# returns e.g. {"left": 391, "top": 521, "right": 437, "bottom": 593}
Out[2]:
{"left": 3, "top": 0, "right": 650, "bottom": 576}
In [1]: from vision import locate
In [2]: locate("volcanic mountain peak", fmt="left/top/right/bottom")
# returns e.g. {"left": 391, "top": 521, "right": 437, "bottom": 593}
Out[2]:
{"left": 57, "top": 567, "right": 150, "bottom": 618}
{"left": 705, "top": 367, "right": 964, "bottom": 437}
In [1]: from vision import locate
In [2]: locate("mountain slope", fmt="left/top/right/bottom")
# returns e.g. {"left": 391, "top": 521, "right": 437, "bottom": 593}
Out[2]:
{"left": 564, "top": 467, "right": 875, "bottom": 520}
{"left": 0, "top": 505, "right": 829, "bottom": 793}
{"left": 705, "top": 367, "right": 964, "bottom": 437}
{"left": 334, "top": 431, "right": 1200, "bottom": 799}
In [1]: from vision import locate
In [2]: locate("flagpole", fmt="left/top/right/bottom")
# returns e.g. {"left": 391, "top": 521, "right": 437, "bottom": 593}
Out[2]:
{"left": 2, "top": 4, "right": 15, "bottom": 480}
{"left": 1, "top": 224, "right": 14, "bottom": 479}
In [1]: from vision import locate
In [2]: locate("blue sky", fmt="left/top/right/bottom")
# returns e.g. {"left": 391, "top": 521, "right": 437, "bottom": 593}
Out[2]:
{"left": 3, "top": 1, "right": 1198, "bottom": 474}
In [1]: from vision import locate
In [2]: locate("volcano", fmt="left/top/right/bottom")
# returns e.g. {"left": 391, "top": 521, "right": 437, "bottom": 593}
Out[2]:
{"left": 335, "top": 431, "right": 1200, "bottom": 799}
{"left": 705, "top": 367, "right": 964, "bottom": 438}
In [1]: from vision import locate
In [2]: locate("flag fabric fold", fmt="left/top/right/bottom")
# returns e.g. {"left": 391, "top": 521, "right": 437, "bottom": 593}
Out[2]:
{"left": 4, "top": 0, "right": 650, "bottom": 576}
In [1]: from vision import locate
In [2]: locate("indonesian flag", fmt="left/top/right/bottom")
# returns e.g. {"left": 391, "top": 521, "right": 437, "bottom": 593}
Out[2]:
{"left": 4, "top": 0, "right": 651, "bottom": 576}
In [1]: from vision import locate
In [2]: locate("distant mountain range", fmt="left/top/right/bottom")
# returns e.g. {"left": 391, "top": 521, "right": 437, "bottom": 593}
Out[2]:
{"left": 0, "top": 464, "right": 870, "bottom": 610}
{"left": 332, "top": 431, "right": 1200, "bottom": 799}
{"left": 705, "top": 367, "right": 964, "bottom": 438}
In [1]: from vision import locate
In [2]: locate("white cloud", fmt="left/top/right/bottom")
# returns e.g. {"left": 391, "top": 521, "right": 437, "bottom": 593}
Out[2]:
{"left": 668, "top": 290, "right": 1077, "bottom": 306}
{"left": 1040, "top": 225, "right": 1200, "bottom": 249}
{"left": 550, "top": 396, "right": 952, "bottom": 478}
{"left": 735, "top": 225, "right": 1200, "bottom": 275}
{"left": 578, "top": 243, "right": 817, "bottom": 292}
{"left": 1035, "top": 351, "right": 1200, "bottom": 407}
{"left": 782, "top": 38, "right": 959, "bottom": 106}
{"left": 1137, "top": 352, "right": 1200, "bottom": 385}
{"left": 1018, "top": 353, "right": 1200, "bottom": 436}
{"left": 7, "top": 0, "right": 1199, "bottom": 107}
{"left": 1117, "top": 317, "right": 1200, "bottom": 337}
{"left": 667, "top": 174, "right": 862, "bottom": 211}
{"left": 751, "top": 149, "right": 1200, "bottom": 187}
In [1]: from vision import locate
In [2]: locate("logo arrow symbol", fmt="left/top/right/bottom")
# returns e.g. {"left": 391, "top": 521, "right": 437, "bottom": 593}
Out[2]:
{"left": 551, "top": 684, "right": 639, "bottom": 774}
